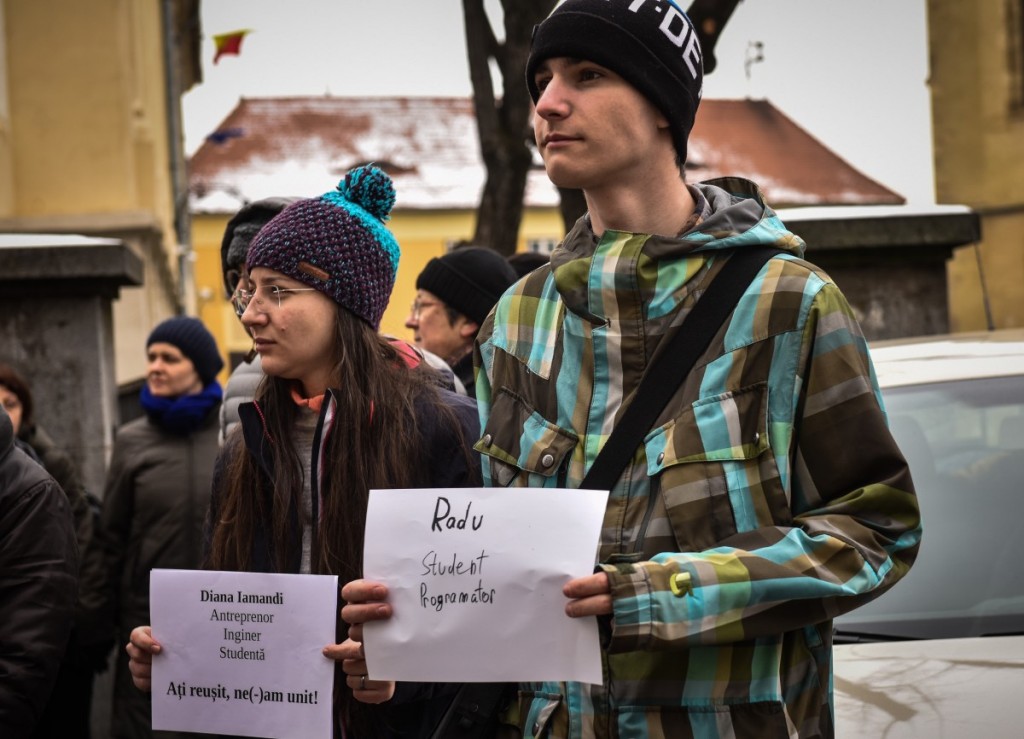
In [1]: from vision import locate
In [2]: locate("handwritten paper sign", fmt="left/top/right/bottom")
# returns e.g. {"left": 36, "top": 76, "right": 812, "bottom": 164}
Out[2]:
{"left": 150, "top": 569, "right": 338, "bottom": 738}
{"left": 363, "top": 487, "right": 608, "bottom": 684}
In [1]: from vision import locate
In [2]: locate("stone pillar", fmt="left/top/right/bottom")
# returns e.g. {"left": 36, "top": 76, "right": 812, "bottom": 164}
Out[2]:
{"left": 0, "top": 234, "right": 143, "bottom": 496}
{"left": 780, "top": 206, "right": 982, "bottom": 341}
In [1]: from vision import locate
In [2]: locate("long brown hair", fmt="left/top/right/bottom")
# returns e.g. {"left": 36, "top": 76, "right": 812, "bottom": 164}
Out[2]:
{"left": 207, "top": 305, "right": 475, "bottom": 731}
{"left": 209, "top": 303, "right": 473, "bottom": 573}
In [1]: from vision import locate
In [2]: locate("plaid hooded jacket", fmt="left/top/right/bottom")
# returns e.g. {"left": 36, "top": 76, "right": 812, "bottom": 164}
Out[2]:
{"left": 474, "top": 178, "right": 921, "bottom": 738}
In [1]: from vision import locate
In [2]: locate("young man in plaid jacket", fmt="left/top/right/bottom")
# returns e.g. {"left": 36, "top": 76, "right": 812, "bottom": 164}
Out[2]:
{"left": 469, "top": 1, "right": 921, "bottom": 737}
{"left": 340, "top": 2, "right": 920, "bottom": 736}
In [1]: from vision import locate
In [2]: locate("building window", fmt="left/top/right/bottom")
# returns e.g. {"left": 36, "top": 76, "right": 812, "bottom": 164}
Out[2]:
{"left": 1008, "top": 0, "right": 1024, "bottom": 111}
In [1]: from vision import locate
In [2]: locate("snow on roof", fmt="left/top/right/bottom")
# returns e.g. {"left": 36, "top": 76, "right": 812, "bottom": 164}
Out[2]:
{"left": 189, "top": 96, "right": 905, "bottom": 214}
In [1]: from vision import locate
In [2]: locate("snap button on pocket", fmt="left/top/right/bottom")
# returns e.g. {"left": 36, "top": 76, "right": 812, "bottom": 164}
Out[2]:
{"left": 540, "top": 453, "right": 555, "bottom": 468}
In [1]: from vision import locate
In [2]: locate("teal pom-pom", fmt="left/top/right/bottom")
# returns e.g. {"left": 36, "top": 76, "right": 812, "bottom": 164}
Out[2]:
{"left": 337, "top": 164, "right": 396, "bottom": 221}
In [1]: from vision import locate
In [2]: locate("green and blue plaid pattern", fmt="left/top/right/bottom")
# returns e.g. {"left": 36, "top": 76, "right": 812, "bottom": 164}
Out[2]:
{"left": 475, "top": 178, "right": 920, "bottom": 738}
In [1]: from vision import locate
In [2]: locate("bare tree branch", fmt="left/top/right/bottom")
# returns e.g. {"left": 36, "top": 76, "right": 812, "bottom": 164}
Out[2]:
{"left": 461, "top": 0, "right": 556, "bottom": 256}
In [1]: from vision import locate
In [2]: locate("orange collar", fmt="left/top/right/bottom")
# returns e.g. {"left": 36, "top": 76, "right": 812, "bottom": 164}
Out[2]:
{"left": 289, "top": 386, "right": 325, "bottom": 413}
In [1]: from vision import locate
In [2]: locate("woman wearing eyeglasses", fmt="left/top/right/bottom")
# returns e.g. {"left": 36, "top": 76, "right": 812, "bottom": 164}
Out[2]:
{"left": 126, "top": 165, "right": 480, "bottom": 738}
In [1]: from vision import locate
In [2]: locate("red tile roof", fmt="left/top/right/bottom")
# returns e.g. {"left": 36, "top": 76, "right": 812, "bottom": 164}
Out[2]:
{"left": 188, "top": 96, "right": 903, "bottom": 214}
{"left": 687, "top": 99, "right": 903, "bottom": 206}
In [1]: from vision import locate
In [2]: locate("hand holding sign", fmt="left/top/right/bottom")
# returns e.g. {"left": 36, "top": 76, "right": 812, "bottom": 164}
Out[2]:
{"left": 361, "top": 487, "right": 608, "bottom": 684}
{"left": 328, "top": 580, "right": 396, "bottom": 704}
{"left": 148, "top": 570, "right": 338, "bottom": 738}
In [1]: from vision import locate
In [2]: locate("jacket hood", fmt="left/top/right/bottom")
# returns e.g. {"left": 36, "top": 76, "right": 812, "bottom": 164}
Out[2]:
{"left": 548, "top": 177, "right": 804, "bottom": 321}
{"left": 552, "top": 177, "right": 803, "bottom": 270}
{"left": 687, "top": 177, "right": 805, "bottom": 256}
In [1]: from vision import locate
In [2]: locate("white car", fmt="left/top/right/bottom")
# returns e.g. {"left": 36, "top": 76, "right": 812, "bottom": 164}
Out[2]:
{"left": 833, "top": 329, "right": 1024, "bottom": 737}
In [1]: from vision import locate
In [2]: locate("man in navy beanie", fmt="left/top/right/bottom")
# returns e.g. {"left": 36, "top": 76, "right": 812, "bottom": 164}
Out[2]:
{"left": 405, "top": 245, "right": 518, "bottom": 397}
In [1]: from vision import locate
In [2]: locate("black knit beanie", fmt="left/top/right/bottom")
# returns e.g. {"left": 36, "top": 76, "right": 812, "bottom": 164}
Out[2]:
{"left": 416, "top": 247, "right": 519, "bottom": 326}
{"left": 247, "top": 165, "right": 400, "bottom": 330}
{"left": 526, "top": 0, "right": 704, "bottom": 165}
{"left": 220, "top": 197, "right": 298, "bottom": 298}
{"left": 147, "top": 316, "right": 224, "bottom": 386}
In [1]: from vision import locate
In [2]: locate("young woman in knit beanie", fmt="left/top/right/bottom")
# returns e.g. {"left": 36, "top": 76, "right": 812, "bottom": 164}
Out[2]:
{"left": 126, "top": 165, "right": 480, "bottom": 738}
{"left": 81, "top": 315, "right": 224, "bottom": 738}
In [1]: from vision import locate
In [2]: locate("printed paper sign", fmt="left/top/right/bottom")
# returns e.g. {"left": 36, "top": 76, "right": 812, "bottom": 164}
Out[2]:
{"left": 150, "top": 569, "right": 338, "bottom": 738}
{"left": 363, "top": 487, "right": 608, "bottom": 684}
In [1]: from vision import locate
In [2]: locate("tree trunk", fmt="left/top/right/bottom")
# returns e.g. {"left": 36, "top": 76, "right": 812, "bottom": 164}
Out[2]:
{"left": 462, "top": 0, "right": 556, "bottom": 256}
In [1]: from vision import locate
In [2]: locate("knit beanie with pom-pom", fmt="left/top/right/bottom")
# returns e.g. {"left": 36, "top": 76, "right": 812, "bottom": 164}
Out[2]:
{"left": 246, "top": 164, "right": 401, "bottom": 329}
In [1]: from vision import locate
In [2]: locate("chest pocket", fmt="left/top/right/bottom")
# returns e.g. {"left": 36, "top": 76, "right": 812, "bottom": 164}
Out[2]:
{"left": 475, "top": 388, "right": 577, "bottom": 487}
{"left": 643, "top": 382, "right": 790, "bottom": 550}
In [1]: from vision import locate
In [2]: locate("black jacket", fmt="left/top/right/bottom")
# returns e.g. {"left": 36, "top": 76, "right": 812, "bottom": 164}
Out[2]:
{"left": 0, "top": 406, "right": 79, "bottom": 737}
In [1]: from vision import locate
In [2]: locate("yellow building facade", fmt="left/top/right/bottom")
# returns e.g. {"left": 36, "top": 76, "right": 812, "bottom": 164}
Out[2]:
{"left": 0, "top": 0, "right": 200, "bottom": 382}
{"left": 929, "top": 0, "right": 1024, "bottom": 329}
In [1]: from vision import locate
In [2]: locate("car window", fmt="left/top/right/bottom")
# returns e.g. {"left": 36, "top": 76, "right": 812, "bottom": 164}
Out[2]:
{"left": 835, "top": 374, "right": 1024, "bottom": 641}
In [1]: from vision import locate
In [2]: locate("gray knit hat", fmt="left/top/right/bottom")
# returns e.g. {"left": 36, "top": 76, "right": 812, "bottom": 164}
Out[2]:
{"left": 220, "top": 197, "right": 298, "bottom": 298}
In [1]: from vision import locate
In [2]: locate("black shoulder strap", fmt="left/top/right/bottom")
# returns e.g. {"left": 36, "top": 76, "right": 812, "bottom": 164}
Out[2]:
{"left": 580, "top": 247, "right": 783, "bottom": 492}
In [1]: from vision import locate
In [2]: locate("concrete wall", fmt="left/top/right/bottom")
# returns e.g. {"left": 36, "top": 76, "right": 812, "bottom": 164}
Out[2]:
{"left": 0, "top": 235, "right": 143, "bottom": 494}
{"left": 784, "top": 207, "right": 981, "bottom": 341}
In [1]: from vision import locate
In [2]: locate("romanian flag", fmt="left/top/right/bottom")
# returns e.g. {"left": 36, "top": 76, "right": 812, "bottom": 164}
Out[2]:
{"left": 212, "top": 29, "right": 251, "bottom": 64}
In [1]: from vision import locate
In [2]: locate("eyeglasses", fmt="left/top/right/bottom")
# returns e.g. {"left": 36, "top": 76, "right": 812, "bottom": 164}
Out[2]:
{"left": 410, "top": 298, "right": 442, "bottom": 319}
{"left": 233, "top": 284, "right": 318, "bottom": 315}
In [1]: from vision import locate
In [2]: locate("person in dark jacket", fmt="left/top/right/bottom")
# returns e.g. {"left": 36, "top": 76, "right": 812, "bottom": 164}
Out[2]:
{"left": 0, "top": 361, "right": 93, "bottom": 557}
{"left": 218, "top": 196, "right": 296, "bottom": 445}
{"left": 127, "top": 166, "right": 480, "bottom": 738}
{"left": 0, "top": 361, "right": 100, "bottom": 738}
{"left": 404, "top": 245, "right": 518, "bottom": 397}
{"left": 81, "top": 316, "right": 223, "bottom": 738}
{"left": 0, "top": 404, "right": 79, "bottom": 737}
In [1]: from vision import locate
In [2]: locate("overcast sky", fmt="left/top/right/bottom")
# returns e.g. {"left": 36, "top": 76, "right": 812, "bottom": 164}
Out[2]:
{"left": 183, "top": 0, "right": 934, "bottom": 203}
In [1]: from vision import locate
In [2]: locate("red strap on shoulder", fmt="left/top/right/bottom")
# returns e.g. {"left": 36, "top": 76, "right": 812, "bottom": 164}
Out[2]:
{"left": 387, "top": 338, "right": 422, "bottom": 369}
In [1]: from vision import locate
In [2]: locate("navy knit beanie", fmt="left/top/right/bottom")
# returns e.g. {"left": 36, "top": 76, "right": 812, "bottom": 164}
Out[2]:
{"left": 416, "top": 247, "right": 519, "bottom": 326}
{"left": 526, "top": 0, "right": 703, "bottom": 166}
{"left": 147, "top": 316, "right": 224, "bottom": 386}
{"left": 246, "top": 165, "right": 400, "bottom": 329}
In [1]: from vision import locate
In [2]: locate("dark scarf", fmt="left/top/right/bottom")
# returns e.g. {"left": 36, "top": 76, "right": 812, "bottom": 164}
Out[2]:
{"left": 139, "top": 381, "right": 222, "bottom": 435}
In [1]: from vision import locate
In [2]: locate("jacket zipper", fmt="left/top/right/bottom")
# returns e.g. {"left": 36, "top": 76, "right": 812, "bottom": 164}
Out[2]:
{"left": 632, "top": 472, "right": 659, "bottom": 554}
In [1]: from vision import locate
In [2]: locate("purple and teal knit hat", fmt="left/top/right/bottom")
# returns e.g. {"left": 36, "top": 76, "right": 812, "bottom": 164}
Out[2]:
{"left": 246, "top": 165, "right": 400, "bottom": 329}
